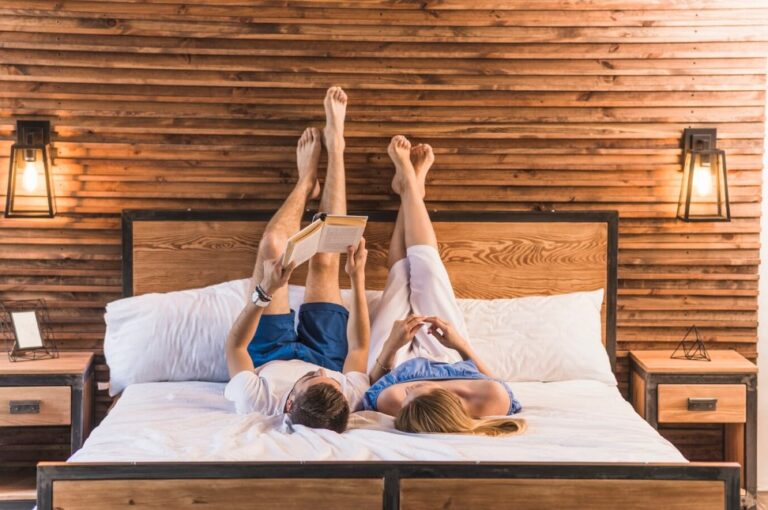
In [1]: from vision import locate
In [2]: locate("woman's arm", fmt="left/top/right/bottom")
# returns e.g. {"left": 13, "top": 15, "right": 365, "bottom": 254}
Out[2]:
{"left": 424, "top": 316, "right": 497, "bottom": 378}
{"left": 342, "top": 239, "right": 370, "bottom": 373}
{"left": 369, "top": 314, "right": 424, "bottom": 381}
{"left": 225, "top": 258, "right": 295, "bottom": 378}
{"left": 454, "top": 343, "right": 496, "bottom": 379}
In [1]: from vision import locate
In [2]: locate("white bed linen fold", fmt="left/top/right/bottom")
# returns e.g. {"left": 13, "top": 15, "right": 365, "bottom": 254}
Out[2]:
{"left": 69, "top": 379, "right": 685, "bottom": 464}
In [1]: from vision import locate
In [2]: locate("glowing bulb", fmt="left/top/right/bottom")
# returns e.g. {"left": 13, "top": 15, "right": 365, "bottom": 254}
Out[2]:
{"left": 692, "top": 166, "right": 712, "bottom": 196}
{"left": 21, "top": 160, "right": 38, "bottom": 192}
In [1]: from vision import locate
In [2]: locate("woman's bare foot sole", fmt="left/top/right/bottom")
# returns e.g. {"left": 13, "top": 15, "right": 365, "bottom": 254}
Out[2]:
{"left": 296, "top": 127, "right": 322, "bottom": 199}
{"left": 391, "top": 140, "right": 432, "bottom": 197}
{"left": 323, "top": 86, "right": 347, "bottom": 152}
{"left": 388, "top": 135, "right": 418, "bottom": 195}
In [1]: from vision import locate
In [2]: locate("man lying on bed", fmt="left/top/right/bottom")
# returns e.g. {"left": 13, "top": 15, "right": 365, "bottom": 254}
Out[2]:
{"left": 364, "top": 136, "right": 525, "bottom": 437}
{"left": 224, "top": 87, "right": 371, "bottom": 433}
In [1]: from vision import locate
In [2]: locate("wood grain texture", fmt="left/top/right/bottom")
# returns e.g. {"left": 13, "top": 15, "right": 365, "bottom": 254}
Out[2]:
{"left": 0, "top": 0, "right": 762, "bottom": 469}
{"left": 657, "top": 384, "right": 746, "bottom": 424}
{"left": 724, "top": 423, "right": 746, "bottom": 488}
{"left": 0, "top": 467, "right": 35, "bottom": 501}
{"left": 0, "top": 352, "right": 93, "bottom": 375}
{"left": 132, "top": 219, "right": 607, "bottom": 298}
{"left": 631, "top": 370, "right": 646, "bottom": 417}
{"left": 630, "top": 350, "right": 757, "bottom": 374}
{"left": 0, "top": 386, "right": 71, "bottom": 426}
{"left": 53, "top": 478, "right": 383, "bottom": 510}
{"left": 399, "top": 478, "right": 725, "bottom": 510}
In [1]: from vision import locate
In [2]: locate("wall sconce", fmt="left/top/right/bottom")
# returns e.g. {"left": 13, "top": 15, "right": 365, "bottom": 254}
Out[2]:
{"left": 676, "top": 128, "right": 730, "bottom": 222}
{"left": 4, "top": 120, "right": 56, "bottom": 218}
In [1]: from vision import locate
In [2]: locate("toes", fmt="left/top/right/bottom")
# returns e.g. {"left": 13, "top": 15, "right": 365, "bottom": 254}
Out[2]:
{"left": 309, "top": 127, "right": 320, "bottom": 142}
{"left": 327, "top": 86, "right": 346, "bottom": 104}
{"left": 299, "top": 128, "right": 310, "bottom": 145}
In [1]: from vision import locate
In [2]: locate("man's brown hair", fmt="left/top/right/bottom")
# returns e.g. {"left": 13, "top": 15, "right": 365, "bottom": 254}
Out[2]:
{"left": 289, "top": 383, "right": 350, "bottom": 433}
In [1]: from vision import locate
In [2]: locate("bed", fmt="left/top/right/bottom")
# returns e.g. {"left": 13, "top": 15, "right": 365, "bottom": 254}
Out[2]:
{"left": 36, "top": 209, "right": 741, "bottom": 510}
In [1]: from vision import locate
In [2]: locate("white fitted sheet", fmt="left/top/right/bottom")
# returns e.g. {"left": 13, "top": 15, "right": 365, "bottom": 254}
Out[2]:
{"left": 69, "top": 379, "right": 686, "bottom": 464}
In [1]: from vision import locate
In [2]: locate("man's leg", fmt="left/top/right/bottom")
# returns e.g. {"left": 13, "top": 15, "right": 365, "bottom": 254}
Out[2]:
{"left": 250, "top": 127, "right": 321, "bottom": 315}
{"left": 304, "top": 87, "right": 348, "bottom": 305}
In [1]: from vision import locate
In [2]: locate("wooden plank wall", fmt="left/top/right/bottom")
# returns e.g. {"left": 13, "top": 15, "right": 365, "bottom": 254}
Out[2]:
{"left": 0, "top": 0, "right": 765, "bottom": 466}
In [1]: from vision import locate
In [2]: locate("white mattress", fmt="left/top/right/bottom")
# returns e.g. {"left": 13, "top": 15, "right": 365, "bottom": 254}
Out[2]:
{"left": 70, "top": 379, "right": 686, "bottom": 464}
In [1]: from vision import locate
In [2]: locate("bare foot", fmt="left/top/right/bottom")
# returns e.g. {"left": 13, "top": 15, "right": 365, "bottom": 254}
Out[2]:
{"left": 388, "top": 135, "right": 417, "bottom": 195}
{"left": 323, "top": 86, "right": 347, "bottom": 153}
{"left": 391, "top": 140, "right": 432, "bottom": 197}
{"left": 408, "top": 143, "right": 434, "bottom": 198}
{"left": 296, "top": 127, "right": 321, "bottom": 199}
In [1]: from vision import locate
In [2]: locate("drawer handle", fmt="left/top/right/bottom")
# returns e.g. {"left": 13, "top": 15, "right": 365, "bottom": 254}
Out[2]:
{"left": 9, "top": 400, "right": 40, "bottom": 414}
{"left": 687, "top": 397, "right": 717, "bottom": 411}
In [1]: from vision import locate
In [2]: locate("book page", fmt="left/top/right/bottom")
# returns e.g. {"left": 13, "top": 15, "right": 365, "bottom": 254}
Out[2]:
{"left": 318, "top": 223, "right": 366, "bottom": 252}
{"left": 283, "top": 222, "right": 323, "bottom": 267}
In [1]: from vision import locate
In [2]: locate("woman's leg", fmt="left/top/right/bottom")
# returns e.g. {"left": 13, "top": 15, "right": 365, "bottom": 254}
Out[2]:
{"left": 388, "top": 136, "right": 437, "bottom": 250}
{"left": 388, "top": 137, "right": 468, "bottom": 362}
{"left": 367, "top": 143, "right": 434, "bottom": 371}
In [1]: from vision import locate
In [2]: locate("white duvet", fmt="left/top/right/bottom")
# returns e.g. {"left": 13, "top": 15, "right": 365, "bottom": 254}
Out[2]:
{"left": 70, "top": 379, "right": 685, "bottom": 464}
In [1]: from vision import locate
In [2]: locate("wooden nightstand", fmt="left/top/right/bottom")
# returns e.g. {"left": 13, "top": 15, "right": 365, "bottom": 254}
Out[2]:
{"left": 0, "top": 352, "right": 94, "bottom": 510}
{"left": 629, "top": 350, "right": 757, "bottom": 509}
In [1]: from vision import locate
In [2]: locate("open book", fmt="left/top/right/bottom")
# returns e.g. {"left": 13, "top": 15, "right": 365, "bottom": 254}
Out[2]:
{"left": 282, "top": 214, "right": 368, "bottom": 267}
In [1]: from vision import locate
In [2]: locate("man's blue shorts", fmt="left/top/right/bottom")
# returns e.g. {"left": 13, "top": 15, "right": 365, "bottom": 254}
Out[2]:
{"left": 247, "top": 302, "right": 349, "bottom": 372}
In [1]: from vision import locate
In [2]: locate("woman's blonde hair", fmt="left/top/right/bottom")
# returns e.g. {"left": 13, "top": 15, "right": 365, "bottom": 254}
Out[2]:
{"left": 394, "top": 388, "right": 526, "bottom": 437}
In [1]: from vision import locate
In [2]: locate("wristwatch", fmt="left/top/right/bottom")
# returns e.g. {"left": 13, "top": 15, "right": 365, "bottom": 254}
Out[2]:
{"left": 251, "top": 284, "right": 272, "bottom": 308}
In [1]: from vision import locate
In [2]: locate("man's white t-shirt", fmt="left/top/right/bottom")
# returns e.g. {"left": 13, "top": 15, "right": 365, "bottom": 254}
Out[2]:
{"left": 224, "top": 359, "right": 369, "bottom": 416}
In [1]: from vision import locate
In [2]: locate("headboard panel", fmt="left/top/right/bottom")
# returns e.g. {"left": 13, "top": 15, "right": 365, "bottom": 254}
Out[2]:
{"left": 122, "top": 210, "right": 618, "bottom": 368}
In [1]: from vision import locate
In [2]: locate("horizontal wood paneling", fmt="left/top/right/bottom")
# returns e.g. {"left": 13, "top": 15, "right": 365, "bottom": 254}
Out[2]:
{"left": 0, "top": 0, "right": 763, "bottom": 466}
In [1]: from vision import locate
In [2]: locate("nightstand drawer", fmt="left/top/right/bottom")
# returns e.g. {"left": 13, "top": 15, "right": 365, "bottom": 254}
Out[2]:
{"left": 657, "top": 384, "right": 745, "bottom": 424}
{"left": 0, "top": 386, "right": 71, "bottom": 426}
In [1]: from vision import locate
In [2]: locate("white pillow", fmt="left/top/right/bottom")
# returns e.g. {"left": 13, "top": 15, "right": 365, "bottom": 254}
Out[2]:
{"left": 105, "top": 280, "right": 384, "bottom": 396}
{"left": 458, "top": 289, "right": 616, "bottom": 385}
{"left": 105, "top": 279, "right": 612, "bottom": 395}
{"left": 104, "top": 278, "right": 250, "bottom": 396}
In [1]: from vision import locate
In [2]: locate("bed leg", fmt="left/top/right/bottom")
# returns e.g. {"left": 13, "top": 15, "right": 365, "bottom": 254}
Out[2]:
{"left": 383, "top": 468, "right": 400, "bottom": 510}
{"left": 36, "top": 465, "right": 53, "bottom": 510}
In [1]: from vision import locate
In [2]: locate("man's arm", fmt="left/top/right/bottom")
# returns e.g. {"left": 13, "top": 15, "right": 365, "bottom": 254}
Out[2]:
{"left": 225, "top": 303, "right": 263, "bottom": 377}
{"left": 342, "top": 238, "right": 369, "bottom": 374}
{"left": 226, "top": 258, "right": 295, "bottom": 378}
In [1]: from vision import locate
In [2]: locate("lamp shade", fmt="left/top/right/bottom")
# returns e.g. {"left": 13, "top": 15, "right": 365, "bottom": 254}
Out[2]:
{"left": 676, "top": 148, "right": 729, "bottom": 222}
{"left": 4, "top": 121, "right": 56, "bottom": 218}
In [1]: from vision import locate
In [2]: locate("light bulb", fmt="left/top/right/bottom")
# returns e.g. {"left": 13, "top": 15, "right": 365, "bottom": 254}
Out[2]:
{"left": 21, "top": 160, "right": 38, "bottom": 192}
{"left": 692, "top": 166, "right": 712, "bottom": 196}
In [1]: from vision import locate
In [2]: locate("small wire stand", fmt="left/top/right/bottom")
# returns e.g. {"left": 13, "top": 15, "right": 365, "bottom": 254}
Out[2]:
{"left": 0, "top": 299, "right": 58, "bottom": 362}
{"left": 670, "top": 325, "right": 710, "bottom": 362}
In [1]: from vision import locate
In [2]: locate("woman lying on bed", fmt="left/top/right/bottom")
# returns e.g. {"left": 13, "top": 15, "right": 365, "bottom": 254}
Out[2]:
{"left": 363, "top": 136, "right": 525, "bottom": 437}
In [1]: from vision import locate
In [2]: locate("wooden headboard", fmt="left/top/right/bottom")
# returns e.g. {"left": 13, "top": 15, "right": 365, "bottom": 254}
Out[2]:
{"left": 122, "top": 210, "right": 618, "bottom": 368}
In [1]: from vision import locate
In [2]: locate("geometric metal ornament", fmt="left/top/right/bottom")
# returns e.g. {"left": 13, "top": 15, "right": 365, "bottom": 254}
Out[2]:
{"left": 670, "top": 325, "right": 711, "bottom": 361}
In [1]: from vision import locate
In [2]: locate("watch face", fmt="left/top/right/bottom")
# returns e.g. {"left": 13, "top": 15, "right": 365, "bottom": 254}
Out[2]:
{"left": 251, "top": 290, "right": 268, "bottom": 307}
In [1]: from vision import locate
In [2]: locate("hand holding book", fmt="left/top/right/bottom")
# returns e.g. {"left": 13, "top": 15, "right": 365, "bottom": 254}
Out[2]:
{"left": 282, "top": 214, "right": 368, "bottom": 268}
{"left": 344, "top": 237, "right": 368, "bottom": 281}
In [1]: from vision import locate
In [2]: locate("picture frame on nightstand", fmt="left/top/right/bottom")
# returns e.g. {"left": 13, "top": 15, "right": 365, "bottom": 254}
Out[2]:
{"left": 0, "top": 299, "right": 58, "bottom": 362}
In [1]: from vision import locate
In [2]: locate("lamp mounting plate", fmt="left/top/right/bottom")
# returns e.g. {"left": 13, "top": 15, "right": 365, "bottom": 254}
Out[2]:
{"left": 682, "top": 128, "right": 716, "bottom": 153}
{"left": 15, "top": 120, "right": 51, "bottom": 145}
